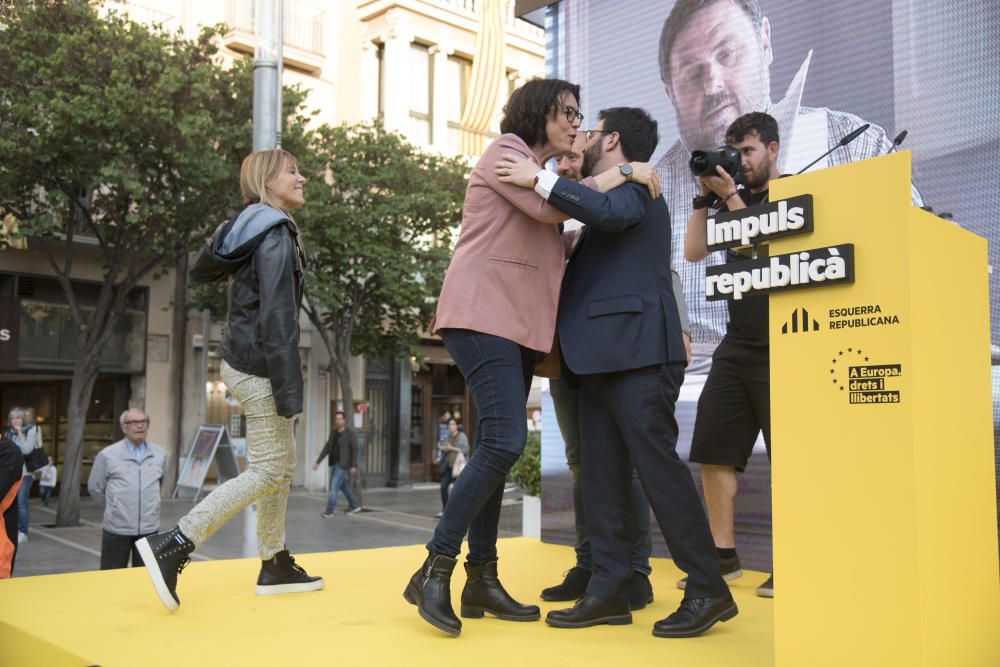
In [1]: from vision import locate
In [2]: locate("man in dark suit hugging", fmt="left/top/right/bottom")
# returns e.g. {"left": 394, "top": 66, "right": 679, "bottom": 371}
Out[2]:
{"left": 496, "top": 107, "right": 737, "bottom": 638}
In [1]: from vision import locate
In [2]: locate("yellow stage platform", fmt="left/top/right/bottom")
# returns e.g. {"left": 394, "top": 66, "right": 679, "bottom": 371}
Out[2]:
{"left": 0, "top": 538, "right": 774, "bottom": 667}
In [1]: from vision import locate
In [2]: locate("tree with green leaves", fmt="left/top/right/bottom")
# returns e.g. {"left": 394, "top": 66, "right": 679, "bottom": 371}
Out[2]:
{"left": 298, "top": 122, "right": 468, "bottom": 433}
{"left": 0, "top": 1, "right": 306, "bottom": 525}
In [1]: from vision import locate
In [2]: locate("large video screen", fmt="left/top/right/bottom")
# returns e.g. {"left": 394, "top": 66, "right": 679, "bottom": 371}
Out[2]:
{"left": 541, "top": 0, "right": 1000, "bottom": 567}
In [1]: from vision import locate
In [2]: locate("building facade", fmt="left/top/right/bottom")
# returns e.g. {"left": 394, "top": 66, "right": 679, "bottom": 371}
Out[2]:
{"left": 0, "top": 0, "right": 544, "bottom": 497}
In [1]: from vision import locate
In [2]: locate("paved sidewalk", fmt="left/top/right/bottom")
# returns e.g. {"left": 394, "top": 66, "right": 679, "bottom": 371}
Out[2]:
{"left": 11, "top": 483, "right": 525, "bottom": 578}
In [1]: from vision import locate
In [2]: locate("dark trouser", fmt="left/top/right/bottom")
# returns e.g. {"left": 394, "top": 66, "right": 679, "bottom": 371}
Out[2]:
{"left": 16, "top": 473, "right": 32, "bottom": 535}
{"left": 101, "top": 530, "right": 155, "bottom": 570}
{"left": 40, "top": 485, "right": 53, "bottom": 507}
{"left": 427, "top": 329, "right": 533, "bottom": 564}
{"left": 579, "top": 363, "right": 728, "bottom": 602}
{"left": 550, "top": 376, "right": 652, "bottom": 575}
{"left": 439, "top": 464, "right": 454, "bottom": 509}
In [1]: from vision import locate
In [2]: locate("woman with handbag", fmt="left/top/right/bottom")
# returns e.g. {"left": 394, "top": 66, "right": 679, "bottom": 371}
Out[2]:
{"left": 5, "top": 408, "right": 42, "bottom": 544}
{"left": 435, "top": 418, "right": 469, "bottom": 518}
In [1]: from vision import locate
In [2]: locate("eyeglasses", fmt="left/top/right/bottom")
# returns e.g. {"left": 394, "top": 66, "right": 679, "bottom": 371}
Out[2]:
{"left": 123, "top": 419, "right": 149, "bottom": 426}
{"left": 585, "top": 129, "right": 613, "bottom": 143}
{"left": 554, "top": 105, "right": 584, "bottom": 123}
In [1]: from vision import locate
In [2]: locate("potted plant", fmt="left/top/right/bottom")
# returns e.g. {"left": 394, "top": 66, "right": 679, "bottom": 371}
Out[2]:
{"left": 509, "top": 431, "right": 541, "bottom": 537}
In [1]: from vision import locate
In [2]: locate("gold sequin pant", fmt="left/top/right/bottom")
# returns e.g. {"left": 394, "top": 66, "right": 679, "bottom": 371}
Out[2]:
{"left": 178, "top": 361, "right": 295, "bottom": 560}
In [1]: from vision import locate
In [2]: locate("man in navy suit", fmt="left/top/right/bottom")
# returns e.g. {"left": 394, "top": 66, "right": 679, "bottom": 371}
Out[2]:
{"left": 501, "top": 107, "right": 737, "bottom": 638}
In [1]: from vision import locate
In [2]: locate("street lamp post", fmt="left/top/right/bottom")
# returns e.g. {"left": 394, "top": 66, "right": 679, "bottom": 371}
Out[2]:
{"left": 252, "top": 0, "right": 283, "bottom": 151}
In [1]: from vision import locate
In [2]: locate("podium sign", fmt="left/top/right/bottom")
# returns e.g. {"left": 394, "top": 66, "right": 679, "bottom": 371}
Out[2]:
{"left": 173, "top": 425, "right": 241, "bottom": 503}
{"left": 766, "top": 151, "right": 999, "bottom": 666}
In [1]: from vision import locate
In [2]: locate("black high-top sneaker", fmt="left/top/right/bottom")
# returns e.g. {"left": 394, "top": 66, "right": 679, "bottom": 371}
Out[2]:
{"left": 256, "top": 550, "right": 325, "bottom": 596}
{"left": 136, "top": 527, "right": 195, "bottom": 612}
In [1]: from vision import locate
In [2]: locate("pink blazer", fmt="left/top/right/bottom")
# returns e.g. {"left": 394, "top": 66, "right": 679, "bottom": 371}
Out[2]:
{"left": 433, "top": 134, "right": 584, "bottom": 353}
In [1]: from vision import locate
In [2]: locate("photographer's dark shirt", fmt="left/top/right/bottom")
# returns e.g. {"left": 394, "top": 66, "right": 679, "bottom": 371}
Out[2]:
{"left": 718, "top": 188, "right": 770, "bottom": 346}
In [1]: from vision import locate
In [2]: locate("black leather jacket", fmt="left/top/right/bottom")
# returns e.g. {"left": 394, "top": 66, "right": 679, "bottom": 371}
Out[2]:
{"left": 191, "top": 204, "right": 306, "bottom": 417}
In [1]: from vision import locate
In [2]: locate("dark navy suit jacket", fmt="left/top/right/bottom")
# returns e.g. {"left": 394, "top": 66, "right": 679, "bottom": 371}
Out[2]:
{"left": 549, "top": 177, "right": 686, "bottom": 375}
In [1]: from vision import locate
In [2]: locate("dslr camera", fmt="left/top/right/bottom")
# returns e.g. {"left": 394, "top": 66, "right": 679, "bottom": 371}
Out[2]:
{"left": 689, "top": 145, "right": 741, "bottom": 178}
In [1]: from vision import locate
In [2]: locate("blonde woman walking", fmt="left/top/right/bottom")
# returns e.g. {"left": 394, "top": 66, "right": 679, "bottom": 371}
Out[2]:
{"left": 137, "top": 149, "right": 322, "bottom": 611}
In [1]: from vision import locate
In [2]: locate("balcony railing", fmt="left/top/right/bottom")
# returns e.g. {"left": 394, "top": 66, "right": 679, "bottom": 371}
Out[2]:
{"left": 225, "top": 0, "right": 325, "bottom": 56}
{"left": 434, "top": 0, "right": 545, "bottom": 42}
{"left": 99, "top": 1, "right": 177, "bottom": 31}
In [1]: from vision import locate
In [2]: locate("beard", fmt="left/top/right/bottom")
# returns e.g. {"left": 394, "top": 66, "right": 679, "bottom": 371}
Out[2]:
{"left": 744, "top": 157, "right": 773, "bottom": 190}
{"left": 581, "top": 140, "right": 603, "bottom": 178}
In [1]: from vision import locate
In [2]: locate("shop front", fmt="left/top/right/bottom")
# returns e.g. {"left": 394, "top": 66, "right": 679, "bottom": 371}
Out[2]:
{"left": 0, "top": 271, "right": 147, "bottom": 493}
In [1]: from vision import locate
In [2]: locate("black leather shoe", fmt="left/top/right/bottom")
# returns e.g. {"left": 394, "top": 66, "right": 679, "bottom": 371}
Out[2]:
{"left": 135, "top": 526, "right": 194, "bottom": 612}
{"left": 652, "top": 595, "right": 738, "bottom": 638}
{"left": 546, "top": 594, "right": 632, "bottom": 628}
{"left": 627, "top": 571, "right": 654, "bottom": 611}
{"left": 403, "top": 552, "right": 461, "bottom": 636}
{"left": 540, "top": 566, "right": 591, "bottom": 601}
{"left": 461, "top": 561, "right": 540, "bottom": 621}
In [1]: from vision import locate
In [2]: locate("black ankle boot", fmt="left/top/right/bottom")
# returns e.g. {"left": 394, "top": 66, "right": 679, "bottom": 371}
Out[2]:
{"left": 135, "top": 526, "right": 194, "bottom": 612}
{"left": 461, "top": 561, "right": 541, "bottom": 621}
{"left": 256, "top": 550, "right": 324, "bottom": 596}
{"left": 403, "top": 552, "right": 462, "bottom": 636}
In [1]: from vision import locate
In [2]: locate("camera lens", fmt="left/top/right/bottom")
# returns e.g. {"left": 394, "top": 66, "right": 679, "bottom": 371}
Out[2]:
{"left": 689, "top": 151, "right": 710, "bottom": 176}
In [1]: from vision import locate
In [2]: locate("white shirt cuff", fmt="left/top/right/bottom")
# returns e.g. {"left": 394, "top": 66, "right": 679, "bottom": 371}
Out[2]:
{"left": 534, "top": 169, "right": 559, "bottom": 200}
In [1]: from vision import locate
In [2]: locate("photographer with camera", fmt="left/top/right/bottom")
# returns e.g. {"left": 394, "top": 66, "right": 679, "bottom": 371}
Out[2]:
{"left": 681, "top": 111, "right": 779, "bottom": 599}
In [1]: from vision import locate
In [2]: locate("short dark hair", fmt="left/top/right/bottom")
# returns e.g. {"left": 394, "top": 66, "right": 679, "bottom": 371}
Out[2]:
{"left": 658, "top": 0, "right": 764, "bottom": 86}
{"left": 725, "top": 111, "right": 779, "bottom": 146}
{"left": 334, "top": 411, "right": 346, "bottom": 419}
{"left": 500, "top": 78, "right": 581, "bottom": 148}
{"left": 598, "top": 107, "right": 659, "bottom": 162}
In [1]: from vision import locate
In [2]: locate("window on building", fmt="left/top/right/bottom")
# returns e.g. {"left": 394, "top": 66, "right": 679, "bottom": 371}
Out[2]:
{"left": 11, "top": 274, "right": 147, "bottom": 374}
{"left": 408, "top": 43, "right": 433, "bottom": 146}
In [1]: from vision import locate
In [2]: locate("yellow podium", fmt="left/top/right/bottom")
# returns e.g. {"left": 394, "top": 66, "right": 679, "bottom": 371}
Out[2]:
{"left": 763, "top": 151, "right": 999, "bottom": 666}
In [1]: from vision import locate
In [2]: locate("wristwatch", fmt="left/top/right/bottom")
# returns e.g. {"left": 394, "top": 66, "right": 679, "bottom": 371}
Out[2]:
{"left": 618, "top": 163, "right": 634, "bottom": 181}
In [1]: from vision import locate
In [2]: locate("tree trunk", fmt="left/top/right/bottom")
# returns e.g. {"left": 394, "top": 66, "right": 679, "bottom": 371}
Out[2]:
{"left": 55, "top": 348, "right": 102, "bottom": 527}
{"left": 164, "top": 253, "right": 188, "bottom": 496}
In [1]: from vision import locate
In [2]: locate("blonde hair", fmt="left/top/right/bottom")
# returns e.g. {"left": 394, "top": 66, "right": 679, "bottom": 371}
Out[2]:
{"left": 239, "top": 149, "right": 299, "bottom": 212}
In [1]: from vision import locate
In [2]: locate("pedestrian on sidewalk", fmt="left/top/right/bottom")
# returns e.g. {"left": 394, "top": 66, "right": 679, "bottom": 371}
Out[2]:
{"left": 88, "top": 410, "right": 165, "bottom": 570}
{"left": 38, "top": 456, "right": 57, "bottom": 507}
{"left": 313, "top": 411, "right": 362, "bottom": 517}
{"left": 5, "top": 408, "right": 37, "bottom": 545}
{"left": 136, "top": 149, "right": 323, "bottom": 612}
{"left": 435, "top": 418, "right": 468, "bottom": 518}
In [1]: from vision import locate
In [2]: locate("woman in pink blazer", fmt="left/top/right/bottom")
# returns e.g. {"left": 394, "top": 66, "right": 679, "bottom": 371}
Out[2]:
{"left": 403, "top": 79, "right": 656, "bottom": 637}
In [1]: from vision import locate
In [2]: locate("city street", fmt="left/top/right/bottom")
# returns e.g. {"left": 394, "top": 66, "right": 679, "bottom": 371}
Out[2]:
{"left": 12, "top": 484, "right": 525, "bottom": 578}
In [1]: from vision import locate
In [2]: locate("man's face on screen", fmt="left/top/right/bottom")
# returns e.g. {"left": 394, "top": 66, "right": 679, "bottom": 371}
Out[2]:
{"left": 665, "top": 0, "right": 772, "bottom": 152}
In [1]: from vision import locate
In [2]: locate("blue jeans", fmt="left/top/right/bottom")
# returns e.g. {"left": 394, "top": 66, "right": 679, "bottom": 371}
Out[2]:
{"left": 325, "top": 465, "right": 360, "bottom": 513}
{"left": 428, "top": 329, "right": 534, "bottom": 564}
{"left": 17, "top": 473, "right": 33, "bottom": 535}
